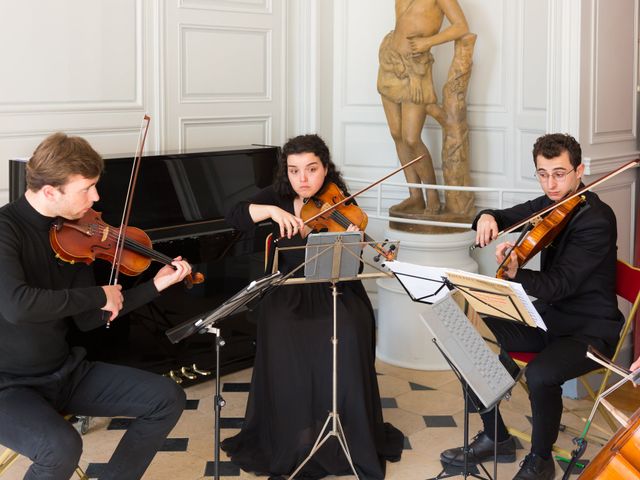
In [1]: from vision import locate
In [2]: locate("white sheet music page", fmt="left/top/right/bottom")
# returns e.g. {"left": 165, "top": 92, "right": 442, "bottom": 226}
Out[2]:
{"left": 383, "top": 260, "right": 450, "bottom": 304}
{"left": 446, "top": 268, "right": 547, "bottom": 331}
{"left": 508, "top": 280, "right": 547, "bottom": 331}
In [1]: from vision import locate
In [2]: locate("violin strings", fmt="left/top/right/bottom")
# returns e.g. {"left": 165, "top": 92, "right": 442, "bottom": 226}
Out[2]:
{"left": 328, "top": 210, "right": 386, "bottom": 256}
{"left": 87, "top": 224, "right": 173, "bottom": 265}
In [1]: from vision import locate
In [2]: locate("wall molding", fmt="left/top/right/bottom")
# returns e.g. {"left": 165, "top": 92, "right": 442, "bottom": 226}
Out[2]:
{"left": 179, "top": 0, "right": 272, "bottom": 15}
{"left": 179, "top": 24, "right": 272, "bottom": 103}
{"left": 178, "top": 114, "right": 272, "bottom": 150}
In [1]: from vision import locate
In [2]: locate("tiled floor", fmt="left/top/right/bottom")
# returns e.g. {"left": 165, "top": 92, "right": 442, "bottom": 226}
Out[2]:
{"left": 2, "top": 359, "right": 636, "bottom": 480}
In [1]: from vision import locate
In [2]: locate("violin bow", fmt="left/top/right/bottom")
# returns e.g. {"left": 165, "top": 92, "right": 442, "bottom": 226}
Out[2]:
{"left": 106, "top": 114, "right": 151, "bottom": 327}
{"left": 299, "top": 154, "right": 425, "bottom": 229}
{"left": 483, "top": 158, "right": 640, "bottom": 243}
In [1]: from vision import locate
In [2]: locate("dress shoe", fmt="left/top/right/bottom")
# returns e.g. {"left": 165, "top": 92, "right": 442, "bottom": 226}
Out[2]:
{"left": 513, "top": 453, "right": 555, "bottom": 480}
{"left": 440, "top": 431, "right": 516, "bottom": 467}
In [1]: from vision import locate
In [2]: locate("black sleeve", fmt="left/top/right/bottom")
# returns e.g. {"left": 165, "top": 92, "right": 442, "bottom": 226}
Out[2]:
{"left": 471, "top": 197, "right": 548, "bottom": 232}
{"left": 225, "top": 186, "right": 281, "bottom": 233}
{"left": 0, "top": 222, "right": 106, "bottom": 326}
{"left": 71, "top": 278, "right": 160, "bottom": 332}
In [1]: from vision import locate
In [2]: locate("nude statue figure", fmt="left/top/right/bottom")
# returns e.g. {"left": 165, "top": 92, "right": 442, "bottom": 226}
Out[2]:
{"left": 378, "top": 0, "right": 470, "bottom": 215}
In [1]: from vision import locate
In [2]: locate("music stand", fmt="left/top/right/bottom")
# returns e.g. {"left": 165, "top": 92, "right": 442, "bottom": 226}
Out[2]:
{"left": 165, "top": 271, "right": 283, "bottom": 480}
{"left": 280, "top": 231, "right": 363, "bottom": 479}
{"left": 384, "top": 261, "right": 524, "bottom": 480}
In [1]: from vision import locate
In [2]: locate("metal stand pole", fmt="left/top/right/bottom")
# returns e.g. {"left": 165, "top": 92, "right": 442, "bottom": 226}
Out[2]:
{"left": 205, "top": 326, "right": 226, "bottom": 480}
{"left": 428, "top": 339, "right": 493, "bottom": 480}
{"left": 288, "top": 282, "right": 359, "bottom": 479}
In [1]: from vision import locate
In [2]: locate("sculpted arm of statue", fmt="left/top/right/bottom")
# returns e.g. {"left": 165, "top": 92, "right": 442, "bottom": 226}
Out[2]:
{"left": 408, "top": 0, "right": 470, "bottom": 55}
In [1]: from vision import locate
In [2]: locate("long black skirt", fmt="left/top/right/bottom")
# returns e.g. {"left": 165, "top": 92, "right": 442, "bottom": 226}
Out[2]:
{"left": 221, "top": 280, "right": 403, "bottom": 479}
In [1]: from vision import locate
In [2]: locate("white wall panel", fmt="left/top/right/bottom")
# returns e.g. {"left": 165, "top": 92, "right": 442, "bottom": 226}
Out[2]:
{"left": 343, "top": 123, "right": 398, "bottom": 168}
{"left": 181, "top": 26, "right": 270, "bottom": 101}
{"left": 0, "top": 0, "right": 141, "bottom": 112}
{"left": 162, "top": 0, "right": 285, "bottom": 150}
{"left": 343, "top": 0, "right": 394, "bottom": 107}
{"left": 517, "top": 129, "right": 544, "bottom": 182}
{"left": 456, "top": 0, "right": 507, "bottom": 112}
{"left": 467, "top": 128, "right": 507, "bottom": 176}
{"left": 591, "top": 0, "right": 637, "bottom": 143}
{"left": 520, "top": 0, "right": 547, "bottom": 112}
{"left": 180, "top": 116, "right": 270, "bottom": 149}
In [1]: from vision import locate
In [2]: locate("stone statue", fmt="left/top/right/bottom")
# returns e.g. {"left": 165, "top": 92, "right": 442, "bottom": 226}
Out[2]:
{"left": 378, "top": 0, "right": 476, "bottom": 233}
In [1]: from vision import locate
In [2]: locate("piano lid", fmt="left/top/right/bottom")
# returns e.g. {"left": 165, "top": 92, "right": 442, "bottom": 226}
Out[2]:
{"left": 10, "top": 145, "right": 278, "bottom": 241}
{"left": 95, "top": 146, "right": 278, "bottom": 239}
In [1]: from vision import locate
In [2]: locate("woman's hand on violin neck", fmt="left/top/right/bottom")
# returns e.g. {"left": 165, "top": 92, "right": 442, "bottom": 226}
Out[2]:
{"left": 153, "top": 256, "right": 193, "bottom": 292}
{"left": 475, "top": 213, "right": 499, "bottom": 247}
{"left": 495, "top": 242, "right": 518, "bottom": 279}
{"left": 346, "top": 224, "right": 360, "bottom": 232}
{"left": 101, "top": 284, "right": 123, "bottom": 321}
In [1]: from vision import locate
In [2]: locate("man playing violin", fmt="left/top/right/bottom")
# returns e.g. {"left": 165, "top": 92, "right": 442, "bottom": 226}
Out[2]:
{"left": 0, "top": 132, "right": 192, "bottom": 480}
{"left": 440, "top": 133, "right": 623, "bottom": 479}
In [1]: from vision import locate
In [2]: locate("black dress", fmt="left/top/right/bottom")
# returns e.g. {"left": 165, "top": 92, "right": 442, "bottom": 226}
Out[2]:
{"left": 222, "top": 186, "right": 403, "bottom": 479}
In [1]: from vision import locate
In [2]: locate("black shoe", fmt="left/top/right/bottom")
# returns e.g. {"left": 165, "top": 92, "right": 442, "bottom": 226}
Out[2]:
{"left": 513, "top": 453, "right": 555, "bottom": 480}
{"left": 440, "top": 431, "right": 516, "bottom": 467}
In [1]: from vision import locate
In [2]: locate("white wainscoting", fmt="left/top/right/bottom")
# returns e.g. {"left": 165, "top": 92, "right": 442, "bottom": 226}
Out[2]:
{"left": 0, "top": 0, "right": 288, "bottom": 206}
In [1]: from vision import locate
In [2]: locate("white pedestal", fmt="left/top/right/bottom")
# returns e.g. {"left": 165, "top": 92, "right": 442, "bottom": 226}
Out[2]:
{"left": 376, "top": 228, "right": 478, "bottom": 370}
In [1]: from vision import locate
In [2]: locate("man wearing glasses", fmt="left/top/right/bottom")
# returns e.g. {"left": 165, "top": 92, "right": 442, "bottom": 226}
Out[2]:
{"left": 439, "top": 133, "right": 622, "bottom": 479}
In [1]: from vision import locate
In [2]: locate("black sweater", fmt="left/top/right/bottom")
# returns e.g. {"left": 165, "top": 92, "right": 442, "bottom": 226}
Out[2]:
{"left": 473, "top": 190, "right": 623, "bottom": 345}
{"left": 0, "top": 196, "right": 159, "bottom": 379}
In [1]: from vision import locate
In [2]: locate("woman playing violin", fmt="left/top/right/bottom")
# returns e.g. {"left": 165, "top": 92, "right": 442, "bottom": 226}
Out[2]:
{"left": 222, "top": 134, "right": 403, "bottom": 479}
{"left": 440, "top": 133, "right": 623, "bottom": 480}
{"left": 0, "top": 132, "right": 192, "bottom": 480}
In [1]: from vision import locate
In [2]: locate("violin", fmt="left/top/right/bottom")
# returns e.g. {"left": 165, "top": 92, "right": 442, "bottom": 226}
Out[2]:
{"left": 300, "top": 182, "right": 397, "bottom": 262}
{"left": 488, "top": 158, "right": 640, "bottom": 279}
{"left": 50, "top": 208, "right": 205, "bottom": 287}
{"left": 495, "top": 194, "right": 585, "bottom": 279}
{"left": 273, "top": 154, "right": 426, "bottom": 261}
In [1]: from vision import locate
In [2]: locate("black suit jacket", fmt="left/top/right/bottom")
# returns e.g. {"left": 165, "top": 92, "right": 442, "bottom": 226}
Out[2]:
{"left": 473, "top": 190, "right": 623, "bottom": 346}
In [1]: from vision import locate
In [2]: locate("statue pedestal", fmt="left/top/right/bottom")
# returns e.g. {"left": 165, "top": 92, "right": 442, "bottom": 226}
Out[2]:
{"left": 376, "top": 228, "right": 478, "bottom": 370}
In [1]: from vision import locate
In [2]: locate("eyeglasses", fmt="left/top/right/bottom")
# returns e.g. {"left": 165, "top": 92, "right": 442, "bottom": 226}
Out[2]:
{"left": 535, "top": 168, "right": 575, "bottom": 182}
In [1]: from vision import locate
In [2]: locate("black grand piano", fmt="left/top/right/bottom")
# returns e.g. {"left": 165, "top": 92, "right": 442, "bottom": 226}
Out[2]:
{"left": 9, "top": 145, "right": 278, "bottom": 384}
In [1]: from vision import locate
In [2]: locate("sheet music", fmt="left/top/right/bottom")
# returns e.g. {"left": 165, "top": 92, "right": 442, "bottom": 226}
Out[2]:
{"left": 445, "top": 269, "right": 547, "bottom": 331}
{"left": 385, "top": 260, "right": 547, "bottom": 330}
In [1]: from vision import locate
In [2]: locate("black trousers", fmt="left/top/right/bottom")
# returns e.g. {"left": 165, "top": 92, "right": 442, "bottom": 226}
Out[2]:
{"left": 480, "top": 317, "right": 612, "bottom": 457}
{"left": 0, "top": 357, "right": 185, "bottom": 480}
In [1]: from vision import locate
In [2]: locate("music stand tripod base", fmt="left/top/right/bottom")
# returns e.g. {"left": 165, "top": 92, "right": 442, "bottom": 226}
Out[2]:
{"left": 288, "top": 282, "right": 359, "bottom": 479}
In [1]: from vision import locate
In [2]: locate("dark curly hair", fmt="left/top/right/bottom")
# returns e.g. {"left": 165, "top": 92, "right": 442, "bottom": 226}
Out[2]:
{"left": 532, "top": 133, "right": 582, "bottom": 168}
{"left": 274, "top": 134, "right": 349, "bottom": 199}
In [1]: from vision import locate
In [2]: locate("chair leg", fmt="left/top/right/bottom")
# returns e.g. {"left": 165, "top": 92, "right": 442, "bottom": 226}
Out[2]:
{"left": 0, "top": 448, "right": 20, "bottom": 475}
{"left": 75, "top": 464, "right": 89, "bottom": 479}
{"left": 507, "top": 427, "right": 572, "bottom": 458}
{"left": 0, "top": 447, "right": 87, "bottom": 479}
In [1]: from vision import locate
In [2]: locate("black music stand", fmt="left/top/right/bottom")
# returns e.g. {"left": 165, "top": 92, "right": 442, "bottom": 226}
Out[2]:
{"left": 385, "top": 261, "right": 526, "bottom": 480}
{"left": 165, "top": 271, "right": 283, "bottom": 480}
